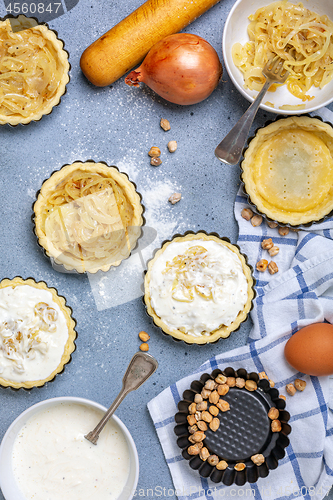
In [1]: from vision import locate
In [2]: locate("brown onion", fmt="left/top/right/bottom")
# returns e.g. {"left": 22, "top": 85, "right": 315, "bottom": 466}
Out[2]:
{"left": 124, "top": 33, "right": 222, "bottom": 105}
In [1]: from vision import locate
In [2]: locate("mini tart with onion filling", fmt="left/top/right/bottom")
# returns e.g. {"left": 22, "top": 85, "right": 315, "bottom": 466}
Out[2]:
{"left": 33, "top": 161, "right": 144, "bottom": 273}
{"left": 241, "top": 116, "right": 333, "bottom": 225}
{"left": 0, "top": 16, "right": 70, "bottom": 125}
{"left": 144, "top": 233, "right": 254, "bottom": 345}
{"left": 0, "top": 277, "right": 76, "bottom": 389}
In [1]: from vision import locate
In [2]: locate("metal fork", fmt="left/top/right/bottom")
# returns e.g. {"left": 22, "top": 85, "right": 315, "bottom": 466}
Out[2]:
{"left": 215, "top": 57, "right": 289, "bottom": 165}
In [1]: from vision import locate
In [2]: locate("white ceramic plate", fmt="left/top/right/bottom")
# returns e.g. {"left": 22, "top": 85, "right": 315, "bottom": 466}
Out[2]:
{"left": 0, "top": 397, "right": 139, "bottom": 500}
{"left": 222, "top": 0, "right": 333, "bottom": 114}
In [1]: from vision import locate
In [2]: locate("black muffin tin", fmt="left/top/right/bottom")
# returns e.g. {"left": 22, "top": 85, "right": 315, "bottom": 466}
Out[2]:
{"left": 174, "top": 367, "right": 291, "bottom": 486}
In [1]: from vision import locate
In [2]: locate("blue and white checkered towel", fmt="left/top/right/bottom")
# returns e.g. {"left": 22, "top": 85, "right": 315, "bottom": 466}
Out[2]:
{"left": 148, "top": 107, "right": 333, "bottom": 500}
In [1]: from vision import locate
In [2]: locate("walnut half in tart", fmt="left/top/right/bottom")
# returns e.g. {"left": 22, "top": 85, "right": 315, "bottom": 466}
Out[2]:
{"left": 33, "top": 161, "right": 144, "bottom": 273}
{"left": 0, "top": 277, "right": 76, "bottom": 389}
{"left": 241, "top": 116, "right": 333, "bottom": 226}
{"left": 144, "top": 233, "right": 254, "bottom": 344}
{"left": 0, "top": 16, "right": 70, "bottom": 125}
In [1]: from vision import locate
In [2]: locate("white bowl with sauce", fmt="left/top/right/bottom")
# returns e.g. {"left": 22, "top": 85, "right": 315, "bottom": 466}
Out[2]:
{"left": 0, "top": 397, "right": 139, "bottom": 500}
{"left": 223, "top": 0, "right": 333, "bottom": 115}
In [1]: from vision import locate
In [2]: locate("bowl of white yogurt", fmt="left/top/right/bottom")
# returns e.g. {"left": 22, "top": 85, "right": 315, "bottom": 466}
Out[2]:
{"left": 0, "top": 397, "right": 139, "bottom": 500}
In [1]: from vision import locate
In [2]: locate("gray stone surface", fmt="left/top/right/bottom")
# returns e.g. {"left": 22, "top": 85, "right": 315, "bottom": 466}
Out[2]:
{"left": 0, "top": 0, "right": 332, "bottom": 498}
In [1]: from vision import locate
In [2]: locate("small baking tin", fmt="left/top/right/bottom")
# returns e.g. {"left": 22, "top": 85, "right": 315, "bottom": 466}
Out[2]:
{"left": 0, "top": 276, "right": 77, "bottom": 391}
{"left": 143, "top": 230, "right": 256, "bottom": 346}
{"left": 0, "top": 14, "right": 70, "bottom": 126}
{"left": 240, "top": 114, "right": 333, "bottom": 229}
{"left": 174, "top": 367, "right": 291, "bottom": 485}
{"left": 32, "top": 160, "right": 145, "bottom": 274}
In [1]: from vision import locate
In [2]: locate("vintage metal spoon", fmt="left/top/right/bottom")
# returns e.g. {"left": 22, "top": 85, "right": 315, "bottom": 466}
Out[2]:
{"left": 85, "top": 351, "right": 158, "bottom": 444}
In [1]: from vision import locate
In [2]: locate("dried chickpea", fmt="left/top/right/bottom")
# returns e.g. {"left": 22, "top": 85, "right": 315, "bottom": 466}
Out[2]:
{"left": 256, "top": 259, "right": 268, "bottom": 272}
{"left": 188, "top": 402, "right": 197, "bottom": 414}
{"left": 245, "top": 380, "right": 257, "bottom": 392}
{"left": 209, "top": 417, "right": 220, "bottom": 432}
{"left": 215, "top": 374, "right": 227, "bottom": 384}
{"left": 226, "top": 377, "right": 236, "bottom": 387}
{"left": 268, "top": 407, "right": 279, "bottom": 420}
{"left": 138, "top": 331, "right": 150, "bottom": 342}
{"left": 251, "top": 454, "right": 265, "bottom": 466}
{"left": 148, "top": 146, "right": 161, "bottom": 157}
{"left": 160, "top": 118, "right": 171, "bottom": 131}
{"left": 234, "top": 463, "right": 246, "bottom": 471}
{"left": 208, "top": 455, "right": 219, "bottom": 466}
{"left": 216, "top": 399, "right": 230, "bottom": 412}
{"left": 196, "top": 401, "right": 207, "bottom": 412}
{"left": 201, "top": 411, "right": 213, "bottom": 423}
{"left": 217, "top": 384, "right": 229, "bottom": 396}
{"left": 199, "top": 447, "right": 210, "bottom": 461}
{"left": 209, "top": 390, "right": 219, "bottom": 404}
{"left": 235, "top": 378, "right": 246, "bottom": 389}
{"left": 294, "top": 379, "right": 306, "bottom": 392}
{"left": 194, "top": 394, "right": 203, "bottom": 404}
{"left": 209, "top": 405, "right": 219, "bottom": 416}
{"left": 271, "top": 419, "right": 282, "bottom": 433}
{"left": 241, "top": 208, "right": 253, "bottom": 221}
{"left": 205, "top": 379, "right": 216, "bottom": 391}
{"left": 216, "top": 460, "right": 228, "bottom": 471}
{"left": 197, "top": 420, "right": 208, "bottom": 431}
{"left": 278, "top": 226, "right": 289, "bottom": 236}
{"left": 201, "top": 388, "right": 211, "bottom": 399}
{"left": 139, "top": 343, "right": 149, "bottom": 352}
{"left": 286, "top": 383, "right": 296, "bottom": 396}
{"left": 251, "top": 214, "right": 263, "bottom": 227}
{"left": 261, "top": 238, "right": 273, "bottom": 250}
{"left": 268, "top": 261, "right": 279, "bottom": 275}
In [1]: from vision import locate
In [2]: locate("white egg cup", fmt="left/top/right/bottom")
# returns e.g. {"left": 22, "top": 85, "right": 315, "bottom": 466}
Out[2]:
{"left": 222, "top": 0, "right": 333, "bottom": 115}
{"left": 0, "top": 397, "right": 139, "bottom": 500}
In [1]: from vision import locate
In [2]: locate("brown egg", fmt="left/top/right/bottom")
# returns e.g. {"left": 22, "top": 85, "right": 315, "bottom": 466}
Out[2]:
{"left": 284, "top": 323, "right": 333, "bottom": 376}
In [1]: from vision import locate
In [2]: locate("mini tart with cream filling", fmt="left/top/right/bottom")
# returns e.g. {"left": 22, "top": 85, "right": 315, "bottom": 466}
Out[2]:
{"left": 33, "top": 161, "right": 144, "bottom": 273}
{"left": 144, "top": 233, "right": 254, "bottom": 344}
{"left": 241, "top": 116, "right": 333, "bottom": 225}
{"left": 0, "top": 16, "right": 70, "bottom": 125}
{"left": 0, "top": 277, "right": 76, "bottom": 389}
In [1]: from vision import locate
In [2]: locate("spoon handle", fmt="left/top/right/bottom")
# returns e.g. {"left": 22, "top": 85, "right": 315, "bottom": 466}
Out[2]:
{"left": 85, "top": 351, "right": 158, "bottom": 445}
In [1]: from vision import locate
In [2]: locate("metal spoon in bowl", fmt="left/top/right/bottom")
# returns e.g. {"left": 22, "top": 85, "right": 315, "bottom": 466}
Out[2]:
{"left": 85, "top": 351, "right": 158, "bottom": 445}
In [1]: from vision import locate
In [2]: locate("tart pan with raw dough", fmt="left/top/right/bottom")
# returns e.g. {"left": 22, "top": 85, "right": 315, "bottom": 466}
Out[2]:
{"left": 33, "top": 161, "right": 144, "bottom": 273}
{"left": 0, "top": 15, "right": 70, "bottom": 126}
{"left": 0, "top": 277, "right": 76, "bottom": 389}
{"left": 241, "top": 116, "right": 333, "bottom": 226}
{"left": 144, "top": 232, "right": 254, "bottom": 345}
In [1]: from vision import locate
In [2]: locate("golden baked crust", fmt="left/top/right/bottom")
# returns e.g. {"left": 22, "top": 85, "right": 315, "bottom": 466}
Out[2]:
{"left": 0, "top": 277, "right": 76, "bottom": 389}
{"left": 0, "top": 17, "right": 70, "bottom": 125}
{"left": 241, "top": 116, "right": 333, "bottom": 225}
{"left": 33, "top": 161, "right": 144, "bottom": 273}
{"left": 144, "top": 233, "right": 254, "bottom": 345}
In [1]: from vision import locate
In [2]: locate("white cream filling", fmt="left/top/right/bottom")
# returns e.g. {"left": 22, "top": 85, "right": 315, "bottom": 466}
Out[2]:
{"left": 0, "top": 285, "right": 68, "bottom": 382}
{"left": 149, "top": 240, "right": 248, "bottom": 336}
{"left": 12, "top": 402, "right": 130, "bottom": 500}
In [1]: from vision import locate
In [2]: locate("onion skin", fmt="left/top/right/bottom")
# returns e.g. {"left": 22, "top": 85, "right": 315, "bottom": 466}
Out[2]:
{"left": 125, "top": 33, "right": 222, "bottom": 105}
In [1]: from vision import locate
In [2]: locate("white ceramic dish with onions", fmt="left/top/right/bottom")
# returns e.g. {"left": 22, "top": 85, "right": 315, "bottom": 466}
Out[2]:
{"left": 222, "top": 0, "right": 333, "bottom": 115}
{"left": 0, "top": 397, "right": 139, "bottom": 500}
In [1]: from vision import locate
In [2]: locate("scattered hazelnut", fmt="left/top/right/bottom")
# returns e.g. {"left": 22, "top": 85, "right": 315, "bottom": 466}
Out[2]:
{"left": 150, "top": 157, "right": 162, "bottom": 167}
{"left": 168, "top": 192, "right": 181, "bottom": 204}
{"left": 251, "top": 454, "right": 265, "bottom": 466}
{"left": 194, "top": 394, "right": 203, "bottom": 404}
{"left": 139, "top": 343, "right": 149, "bottom": 352}
{"left": 226, "top": 377, "right": 236, "bottom": 387}
{"left": 241, "top": 208, "right": 253, "bottom": 221}
{"left": 251, "top": 214, "right": 263, "bottom": 227}
{"left": 294, "top": 379, "right": 306, "bottom": 392}
{"left": 216, "top": 460, "right": 228, "bottom": 471}
{"left": 268, "top": 246, "right": 279, "bottom": 257}
{"left": 199, "top": 447, "right": 210, "bottom": 461}
{"left": 261, "top": 238, "right": 274, "bottom": 250}
{"left": 138, "top": 331, "right": 150, "bottom": 342}
{"left": 256, "top": 259, "right": 268, "bottom": 272}
{"left": 167, "top": 140, "right": 177, "bottom": 153}
{"left": 286, "top": 383, "right": 296, "bottom": 396}
{"left": 215, "top": 374, "right": 227, "bottom": 384}
{"left": 267, "top": 221, "right": 278, "bottom": 229}
{"left": 148, "top": 146, "right": 161, "bottom": 157}
{"left": 217, "top": 384, "right": 229, "bottom": 396}
{"left": 268, "top": 261, "right": 279, "bottom": 275}
{"left": 268, "top": 407, "right": 279, "bottom": 420}
{"left": 235, "top": 377, "right": 246, "bottom": 389}
{"left": 205, "top": 379, "right": 216, "bottom": 391}
{"left": 160, "top": 118, "right": 171, "bottom": 131}
{"left": 278, "top": 226, "right": 289, "bottom": 236}
{"left": 208, "top": 455, "right": 219, "bottom": 466}
{"left": 271, "top": 420, "right": 282, "bottom": 433}
{"left": 201, "top": 388, "right": 211, "bottom": 399}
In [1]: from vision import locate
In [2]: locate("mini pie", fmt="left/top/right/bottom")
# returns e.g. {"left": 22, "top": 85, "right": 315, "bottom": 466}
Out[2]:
{"left": 33, "top": 161, "right": 144, "bottom": 273}
{"left": 241, "top": 116, "right": 333, "bottom": 225}
{"left": 0, "top": 277, "right": 76, "bottom": 389}
{"left": 0, "top": 16, "right": 70, "bottom": 125}
{"left": 144, "top": 233, "right": 254, "bottom": 344}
